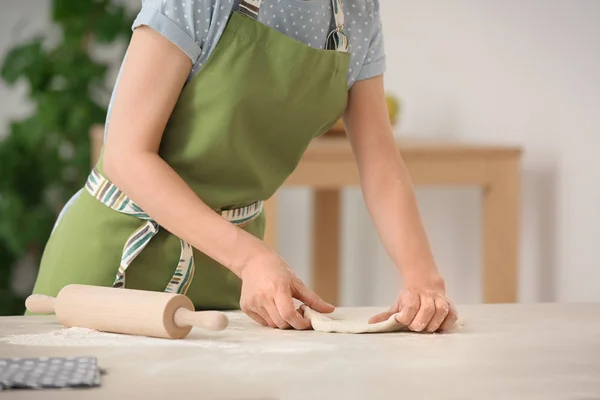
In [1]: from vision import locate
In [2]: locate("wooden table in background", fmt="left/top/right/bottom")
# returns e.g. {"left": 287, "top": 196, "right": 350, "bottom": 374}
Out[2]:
{"left": 264, "top": 137, "right": 523, "bottom": 305}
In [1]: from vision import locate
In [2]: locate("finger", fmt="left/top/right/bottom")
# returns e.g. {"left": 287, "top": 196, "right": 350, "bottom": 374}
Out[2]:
{"left": 258, "top": 307, "right": 278, "bottom": 329}
{"left": 275, "top": 292, "right": 311, "bottom": 330}
{"left": 297, "top": 305, "right": 305, "bottom": 316}
{"left": 241, "top": 302, "right": 268, "bottom": 327}
{"left": 394, "top": 292, "right": 420, "bottom": 326}
{"left": 293, "top": 280, "right": 335, "bottom": 313}
{"left": 439, "top": 301, "right": 459, "bottom": 332}
{"left": 369, "top": 311, "right": 395, "bottom": 324}
{"left": 264, "top": 302, "right": 291, "bottom": 330}
{"left": 424, "top": 297, "right": 450, "bottom": 333}
{"left": 368, "top": 301, "right": 399, "bottom": 324}
{"left": 245, "top": 310, "right": 268, "bottom": 327}
{"left": 409, "top": 295, "right": 435, "bottom": 332}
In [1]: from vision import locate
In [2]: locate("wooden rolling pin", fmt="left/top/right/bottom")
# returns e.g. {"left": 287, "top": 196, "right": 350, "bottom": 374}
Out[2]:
{"left": 25, "top": 284, "right": 228, "bottom": 339}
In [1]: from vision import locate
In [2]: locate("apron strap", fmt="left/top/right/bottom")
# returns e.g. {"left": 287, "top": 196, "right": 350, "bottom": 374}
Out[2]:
{"left": 327, "top": 0, "right": 349, "bottom": 52}
{"left": 85, "top": 168, "right": 263, "bottom": 295}
{"left": 238, "top": 0, "right": 263, "bottom": 19}
{"left": 331, "top": 0, "right": 345, "bottom": 31}
{"left": 237, "top": 0, "right": 348, "bottom": 52}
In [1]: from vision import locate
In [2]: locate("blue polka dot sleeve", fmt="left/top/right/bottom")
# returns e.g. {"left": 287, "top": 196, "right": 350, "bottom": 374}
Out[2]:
{"left": 356, "top": 0, "right": 386, "bottom": 81}
{"left": 132, "top": 0, "right": 212, "bottom": 65}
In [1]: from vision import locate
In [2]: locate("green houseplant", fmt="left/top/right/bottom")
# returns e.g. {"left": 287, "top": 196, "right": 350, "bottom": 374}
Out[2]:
{"left": 0, "top": 0, "right": 135, "bottom": 315}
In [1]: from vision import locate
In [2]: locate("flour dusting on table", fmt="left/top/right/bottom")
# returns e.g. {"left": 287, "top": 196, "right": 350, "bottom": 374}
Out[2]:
{"left": 0, "top": 327, "right": 227, "bottom": 348}
{"left": 0, "top": 326, "right": 336, "bottom": 354}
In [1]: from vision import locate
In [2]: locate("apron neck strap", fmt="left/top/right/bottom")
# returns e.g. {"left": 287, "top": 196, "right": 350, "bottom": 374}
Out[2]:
{"left": 327, "top": 0, "right": 348, "bottom": 52}
{"left": 238, "top": 0, "right": 262, "bottom": 19}
{"left": 330, "top": 0, "right": 345, "bottom": 31}
{"left": 238, "top": 0, "right": 344, "bottom": 28}
{"left": 238, "top": 0, "right": 348, "bottom": 52}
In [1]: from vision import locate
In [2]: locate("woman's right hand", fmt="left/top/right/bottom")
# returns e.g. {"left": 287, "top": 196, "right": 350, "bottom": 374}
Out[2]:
{"left": 239, "top": 251, "right": 334, "bottom": 330}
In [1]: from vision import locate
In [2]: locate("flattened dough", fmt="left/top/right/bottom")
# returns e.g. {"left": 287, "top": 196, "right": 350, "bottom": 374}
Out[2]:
{"left": 302, "top": 306, "right": 408, "bottom": 334}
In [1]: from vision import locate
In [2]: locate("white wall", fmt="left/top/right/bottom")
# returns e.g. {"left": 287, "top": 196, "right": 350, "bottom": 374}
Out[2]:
{"left": 2, "top": 0, "right": 599, "bottom": 305}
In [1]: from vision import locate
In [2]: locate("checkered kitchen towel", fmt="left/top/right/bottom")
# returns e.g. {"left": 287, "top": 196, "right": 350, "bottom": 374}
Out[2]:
{"left": 0, "top": 356, "right": 104, "bottom": 390}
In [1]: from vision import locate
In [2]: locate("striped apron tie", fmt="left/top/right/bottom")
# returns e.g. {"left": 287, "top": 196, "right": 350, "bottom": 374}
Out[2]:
{"left": 85, "top": 168, "right": 263, "bottom": 295}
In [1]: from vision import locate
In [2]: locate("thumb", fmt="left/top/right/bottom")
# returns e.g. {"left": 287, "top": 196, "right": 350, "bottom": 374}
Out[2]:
{"left": 368, "top": 311, "right": 394, "bottom": 324}
{"left": 293, "top": 281, "right": 335, "bottom": 314}
{"left": 368, "top": 300, "right": 400, "bottom": 324}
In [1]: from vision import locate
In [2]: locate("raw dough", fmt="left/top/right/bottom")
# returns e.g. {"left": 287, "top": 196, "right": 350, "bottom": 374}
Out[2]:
{"left": 302, "top": 306, "right": 408, "bottom": 334}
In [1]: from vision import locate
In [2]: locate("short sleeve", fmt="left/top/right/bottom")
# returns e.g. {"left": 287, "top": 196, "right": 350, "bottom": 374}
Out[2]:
{"left": 356, "top": 0, "right": 386, "bottom": 81}
{"left": 132, "top": 0, "right": 211, "bottom": 65}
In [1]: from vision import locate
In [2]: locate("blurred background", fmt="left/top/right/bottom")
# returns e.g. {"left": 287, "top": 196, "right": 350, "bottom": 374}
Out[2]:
{"left": 1, "top": 0, "right": 599, "bottom": 315}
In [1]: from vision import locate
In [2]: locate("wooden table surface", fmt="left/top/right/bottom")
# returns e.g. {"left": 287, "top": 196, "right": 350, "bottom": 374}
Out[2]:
{"left": 1, "top": 303, "right": 599, "bottom": 399}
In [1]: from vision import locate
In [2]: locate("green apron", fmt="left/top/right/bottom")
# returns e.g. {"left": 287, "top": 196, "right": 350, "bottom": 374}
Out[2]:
{"left": 30, "top": 0, "right": 350, "bottom": 311}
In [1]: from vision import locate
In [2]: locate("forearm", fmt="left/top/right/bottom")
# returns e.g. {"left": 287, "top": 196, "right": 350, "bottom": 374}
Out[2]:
{"left": 360, "top": 154, "right": 438, "bottom": 278}
{"left": 104, "top": 151, "right": 266, "bottom": 277}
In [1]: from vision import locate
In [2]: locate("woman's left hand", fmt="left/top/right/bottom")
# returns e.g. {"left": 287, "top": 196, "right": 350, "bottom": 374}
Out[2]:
{"left": 369, "top": 272, "right": 458, "bottom": 333}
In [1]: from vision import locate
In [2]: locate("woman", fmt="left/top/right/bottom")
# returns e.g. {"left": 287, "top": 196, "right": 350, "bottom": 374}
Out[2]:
{"left": 31, "top": 0, "right": 458, "bottom": 332}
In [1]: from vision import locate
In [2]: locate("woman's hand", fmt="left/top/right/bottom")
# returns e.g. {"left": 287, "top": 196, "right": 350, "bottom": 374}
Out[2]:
{"left": 369, "top": 272, "right": 458, "bottom": 333}
{"left": 239, "top": 252, "right": 334, "bottom": 330}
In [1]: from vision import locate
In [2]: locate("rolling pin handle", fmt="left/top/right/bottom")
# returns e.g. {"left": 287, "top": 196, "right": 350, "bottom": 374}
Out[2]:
{"left": 25, "top": 295, "right": 57, "bottom": 314}
{"left": 173, "top": 308, "right": 229, "bottom": 331}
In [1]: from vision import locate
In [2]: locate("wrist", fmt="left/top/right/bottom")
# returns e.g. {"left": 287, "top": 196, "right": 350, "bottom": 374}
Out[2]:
{"left": 396, "top": 251, "right": 438, "bottom": 276}
{"left": 396, "top": 250, "right": 442, "bottom": 282}
{"left": 228, "top": 227, "right": 271, "bottom": 278}
{"left": 402, "top": 267, "right": 446, "bottom": 291}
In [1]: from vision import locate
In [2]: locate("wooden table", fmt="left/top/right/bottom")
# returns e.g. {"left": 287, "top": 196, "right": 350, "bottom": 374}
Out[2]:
{"left": 1, "top": 304, "right": 599, "bottom": 399}
{"left": 265, "top": 137, "right": 523, "bottom": 305}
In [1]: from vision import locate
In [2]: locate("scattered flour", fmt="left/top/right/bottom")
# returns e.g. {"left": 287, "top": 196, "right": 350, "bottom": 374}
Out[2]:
{"left": 0, "top": 327, "right": 336, "bottom": 354}
{"left": 0, "top": 327, "right": 192, "bottom": 348}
